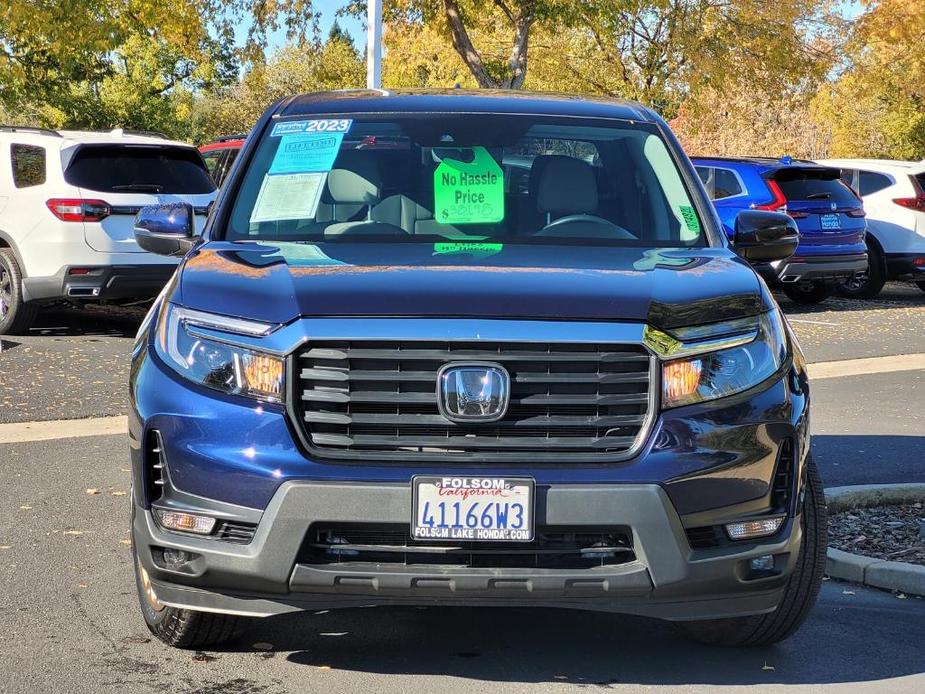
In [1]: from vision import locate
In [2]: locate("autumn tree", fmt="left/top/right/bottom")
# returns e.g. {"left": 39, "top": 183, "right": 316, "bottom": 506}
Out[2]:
{"left": 0, "top": 0, "right": 319, "bottom": 133}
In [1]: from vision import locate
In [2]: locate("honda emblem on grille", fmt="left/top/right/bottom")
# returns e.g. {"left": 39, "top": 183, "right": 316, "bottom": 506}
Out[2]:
{"left": 437, "top": 363, "right": 510, "bottom": 423}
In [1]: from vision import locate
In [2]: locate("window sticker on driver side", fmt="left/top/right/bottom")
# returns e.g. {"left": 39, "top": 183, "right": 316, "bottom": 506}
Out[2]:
{"left": 268, "top": 120, "right": 353, "bottom": 175}
{"left": 679, "top": 205, "right": 701, "bottom": 232}
{"left": 433, "top": 147, "right": 505, "bottom": 225}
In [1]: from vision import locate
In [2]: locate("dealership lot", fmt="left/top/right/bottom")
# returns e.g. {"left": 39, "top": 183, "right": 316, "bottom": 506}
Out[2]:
{"left": 1, "top": 283, "right": 924, "bottom": 693}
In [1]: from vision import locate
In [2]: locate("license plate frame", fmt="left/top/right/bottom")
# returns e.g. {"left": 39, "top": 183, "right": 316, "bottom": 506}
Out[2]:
{"left": 411, "top": 476, "right": 535, "bottom": 542}
{"left": 820, "top": 213, "right": 841, "bottom": 230}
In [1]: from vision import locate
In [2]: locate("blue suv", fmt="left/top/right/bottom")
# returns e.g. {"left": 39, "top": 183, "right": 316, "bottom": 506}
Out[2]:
{"left": 128, "top": 90, "right": 824, "bottom": 650}
{"left": 692, "top": 157, "right": 868, "bottom": 304}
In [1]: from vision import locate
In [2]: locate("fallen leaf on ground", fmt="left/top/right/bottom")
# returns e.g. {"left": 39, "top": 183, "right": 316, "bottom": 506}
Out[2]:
{"left": 192, "top": 652, "right": 217, "bottom": 663}
{"left": 0, "top": 545, "right": 11, "bottom": 550}
{"left": 63, "top": 530, "right": 84, "bottom": 536}
{"left": 119, "top": 539, "right": 132, "bottom": 546}
{"left": 316, "top": 666, "right": 331, "bottom": 671}
{"left": 86, "top": 489, "right": 99, "bottom": 495}
{"left": 111, "top": 491, "right": 127, "bottom": 497}
{"left": 20, "top": 505, "right": 32, "bottom": 511}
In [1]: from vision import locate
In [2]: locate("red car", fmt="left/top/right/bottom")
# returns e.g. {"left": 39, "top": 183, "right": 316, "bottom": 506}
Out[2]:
{"left": 199, "top": 134, "right": 245, "bottom": 187}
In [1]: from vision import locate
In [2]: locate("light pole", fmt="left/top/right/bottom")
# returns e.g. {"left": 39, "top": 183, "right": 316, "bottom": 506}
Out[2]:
{"left": 367, "top": 0, "right": 382, "bottom": 89}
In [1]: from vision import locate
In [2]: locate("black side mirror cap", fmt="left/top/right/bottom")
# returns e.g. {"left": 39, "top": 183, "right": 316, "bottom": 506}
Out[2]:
{"left": 732, "top": 210, "right": 800, "bottom": 263}
{"left": 134, "top": 202, "right": 198, "bottom": 257}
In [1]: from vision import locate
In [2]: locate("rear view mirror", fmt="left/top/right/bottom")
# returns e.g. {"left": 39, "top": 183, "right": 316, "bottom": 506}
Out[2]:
{"left": 732, "top": 210, "right": 799, "bottom": 263}
{"left": 134, "top": 202, "right": 197, "bottom": 257}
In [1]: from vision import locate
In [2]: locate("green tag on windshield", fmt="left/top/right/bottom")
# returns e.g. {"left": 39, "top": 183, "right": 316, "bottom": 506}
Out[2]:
{"left": 433, "top": 147, "right": 504, "bottom": 224}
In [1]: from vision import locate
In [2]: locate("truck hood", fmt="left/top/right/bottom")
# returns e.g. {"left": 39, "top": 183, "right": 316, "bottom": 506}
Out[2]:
{"left": 176, "top": 241, "right": 771, "bottom": 330}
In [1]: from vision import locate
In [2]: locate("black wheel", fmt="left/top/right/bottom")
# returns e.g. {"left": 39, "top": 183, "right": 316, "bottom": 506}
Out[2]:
{"left": 682, "top": 457, "right": 827, "bottom": 646}
{"left": 782, "top": 281, "right": 833, "bottom": 305}
{"left": 836, "top": 242, "right": 885, "bottom": 299}
{"left": 133, "top": 550, "right": 246, "bottom": 649}
{"left": 0, "top": 249, "right": 38, "bottom": 335}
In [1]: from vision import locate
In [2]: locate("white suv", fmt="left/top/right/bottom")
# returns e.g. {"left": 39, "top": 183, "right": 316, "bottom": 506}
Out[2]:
{"left": 0, "top": 127, "right": 216, "bottom": 334}
{"left": 817, "top": 158, "right": 925, "bottom": 298}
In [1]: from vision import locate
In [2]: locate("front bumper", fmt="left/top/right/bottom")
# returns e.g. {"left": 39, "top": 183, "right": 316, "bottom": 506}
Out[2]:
{"left": 135, "top": 480, "right": 800, "bottom": 620}
{"left": 774, "top": 253, "right": 868, "bottom": 284}
{"left": 22, "top": 264, "right": 177, "bottom": 303}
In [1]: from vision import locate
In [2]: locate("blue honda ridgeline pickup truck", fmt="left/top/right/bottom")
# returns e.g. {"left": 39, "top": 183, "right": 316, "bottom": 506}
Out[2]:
{"left": 129, "top": 90, "right": 824, "bottom": 649}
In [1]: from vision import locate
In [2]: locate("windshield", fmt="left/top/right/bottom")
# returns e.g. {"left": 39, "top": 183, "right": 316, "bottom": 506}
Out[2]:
{"left": 226, "top": 114, "right": 705, "bottom": 247}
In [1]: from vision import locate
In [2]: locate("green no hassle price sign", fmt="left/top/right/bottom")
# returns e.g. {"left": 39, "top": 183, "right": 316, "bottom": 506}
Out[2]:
{"left": 433, "top": 147, "right": 505, "bottom": 225}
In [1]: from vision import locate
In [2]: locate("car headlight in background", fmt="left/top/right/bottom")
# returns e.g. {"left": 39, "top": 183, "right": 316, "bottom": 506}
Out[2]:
{"left": 660, "top": 309, "right": 788, "bottom": 408}
{"left": 155, "top": 303, "right": 284, "bottom": 402}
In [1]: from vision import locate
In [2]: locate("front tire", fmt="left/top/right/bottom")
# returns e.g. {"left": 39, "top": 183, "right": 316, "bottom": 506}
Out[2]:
{"left": 0, "top": 249, "right": 38, "bottom": 335}
{"left": 133, "top": 550, "right": 246, "bottom": 649}
{"left": 836, "top": 242, "right": 885, "bottom": 299}
{"left": 782, "top": 281, "right": 833, "bottom": 305}
{"left": 682, "top": 458, "right": 827, "bottom": 646}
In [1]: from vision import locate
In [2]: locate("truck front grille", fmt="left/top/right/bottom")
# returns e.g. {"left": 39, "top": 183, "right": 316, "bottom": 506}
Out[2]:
{"left": 294, "top": 340, "right": 654, "bottom": 462}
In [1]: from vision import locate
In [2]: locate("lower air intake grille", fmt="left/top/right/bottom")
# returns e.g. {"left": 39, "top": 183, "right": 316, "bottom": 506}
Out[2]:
{"left": 214, "top": 520, "right": 258, "bottom": 544}
{"left": 301, "top": 524, "right": 636, "bottom": 569}
{"left": 145, "top": 430, "right": 166, "bottom": 504}
{"left": 294, "top": 340, "right": 653, "bottom": 462}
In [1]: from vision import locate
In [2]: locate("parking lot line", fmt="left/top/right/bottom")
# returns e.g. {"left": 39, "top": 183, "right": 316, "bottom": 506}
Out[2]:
{"left": 0, "top": 415, "right": 128, "bottom": 444}
{"left": 0, "top": 352, "right": 922, "bottom": 444}
{"left": 807, "top": 353, "right": 925, "bottom": 381}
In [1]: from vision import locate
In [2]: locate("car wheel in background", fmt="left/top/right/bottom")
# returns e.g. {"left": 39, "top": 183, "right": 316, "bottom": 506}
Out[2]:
{"left": 682, "top": 457, "right": 827, "bottom": 646}
{"left": 0, "top": 249, "right": 38, "bottom": 335}
{"left": 133, "top": 549, "right": 247, "bottom": 648}
{"left": 836, "top": 242, "right": 885, "bottom": 299}
{"left": 782, "top": 280, "right": 834, "bottom": 305}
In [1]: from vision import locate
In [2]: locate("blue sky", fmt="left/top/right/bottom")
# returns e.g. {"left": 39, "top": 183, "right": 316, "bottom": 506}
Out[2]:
{"left": 239, "top": 0, "right": 865, "bottom": 58}
{"left": 235, "top": 0, "right": 366, "bottom": 54}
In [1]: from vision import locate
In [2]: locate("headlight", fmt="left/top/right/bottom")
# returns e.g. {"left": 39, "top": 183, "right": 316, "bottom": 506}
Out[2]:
{"left": 154, "top": 303, "right": 284, "bottom": 402}
{"left": 661, "top": 309, "right": 787, "bottom": 408}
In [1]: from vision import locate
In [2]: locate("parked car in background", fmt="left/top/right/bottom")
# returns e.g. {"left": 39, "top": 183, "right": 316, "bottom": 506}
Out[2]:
{"left": 0, "top": 126, "right": 216, "bottom": 335}
{"left": 128, "top": 90, "right": 824, "bottom": 651}
{"left": 692, "top": 156, "right": 868, "bottom": 304}
{"left": 199, "top": 134, "right": 245, "bottom": 188}
{"left": 816, "top": 158, "right": 925, "bottom": 298}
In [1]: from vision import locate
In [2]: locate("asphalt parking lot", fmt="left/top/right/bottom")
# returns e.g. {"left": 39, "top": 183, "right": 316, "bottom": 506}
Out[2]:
{"left": 1, "top": 283, "right": 924, "bottom": 693}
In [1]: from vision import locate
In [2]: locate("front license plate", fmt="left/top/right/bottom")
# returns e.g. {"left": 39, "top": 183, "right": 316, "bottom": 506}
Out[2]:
{"left": 412, "top": 476, "right": 534, "bottom": 542}
{"left": 820, "top": 213, "right": 841, "bottom": 229}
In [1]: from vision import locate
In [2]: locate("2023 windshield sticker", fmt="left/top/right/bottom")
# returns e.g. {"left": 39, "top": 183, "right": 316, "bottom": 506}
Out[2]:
{"left": 268, "top": 119, "right": 353, "bottom": 175}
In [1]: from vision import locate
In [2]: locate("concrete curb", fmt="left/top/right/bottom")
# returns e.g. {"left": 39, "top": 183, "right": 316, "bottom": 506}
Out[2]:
{"left": 825, "top": 484, "right": 925, "bottom": 596}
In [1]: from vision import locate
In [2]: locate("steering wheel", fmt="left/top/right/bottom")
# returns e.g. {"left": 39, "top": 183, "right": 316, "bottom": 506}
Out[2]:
{"left": 543, "top": 214, "right": 615, "bottom": 228}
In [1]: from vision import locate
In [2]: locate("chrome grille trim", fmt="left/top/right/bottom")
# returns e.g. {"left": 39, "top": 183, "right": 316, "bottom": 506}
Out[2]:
{"left": 290, "top": 327, "right": 658, "bottom": 463}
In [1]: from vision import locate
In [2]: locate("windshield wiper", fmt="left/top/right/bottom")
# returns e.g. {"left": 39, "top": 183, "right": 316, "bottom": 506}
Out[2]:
{"left": 111, "top": 183, "right": 164, "bottom": 192}
{"left": 805, "top": 192, "right": 831, "bottom": 200}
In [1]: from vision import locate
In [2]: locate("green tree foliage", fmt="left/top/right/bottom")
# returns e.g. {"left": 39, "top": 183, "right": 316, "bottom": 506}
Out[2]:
{"left": 193, "top": 32, "right": 365, "bottom": 141}
{"left": 0, "top": 0, "right": 317, "bottom": 136}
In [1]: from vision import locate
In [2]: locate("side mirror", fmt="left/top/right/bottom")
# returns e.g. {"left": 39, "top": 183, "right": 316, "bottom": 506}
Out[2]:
{"left": 134, "top": 202, "right": 197, "bottom": 257}
{"left": 732, "top": 210, "right": 799, "bottom": 262}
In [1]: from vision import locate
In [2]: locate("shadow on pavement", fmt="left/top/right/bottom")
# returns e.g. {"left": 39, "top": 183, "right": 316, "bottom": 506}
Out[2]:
{"left": 247, "top": 584, "right": 923, "bottom": 686}
{"left": 25, "top": 304, "right": 149, "bottom": 338}
{"left": 774, "top": 281, "right": 924, "bottom": 317}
